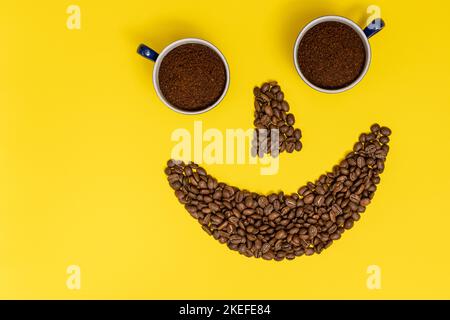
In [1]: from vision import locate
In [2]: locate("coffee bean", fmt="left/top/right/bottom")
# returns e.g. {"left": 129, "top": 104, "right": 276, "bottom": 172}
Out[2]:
{"left": 274, "top": 230, "right": 287, "bottom": 239}
{"left": 314, "top": 195, "right": 325, "bottom": 207}
{"left": 208, "top": 202, "right": 220, "bottom": 212}
{"left": 271, "top": 85, "right": 280, "bottom": 94}
{"left": 286, "top": 126, "right": 294, "bottom": 137}
{"left": 286, "top": 142, "right": 295, "bottom": 153}
{"left": 380, "top": 126, "right": 392, "bottom": 136}
{"left": 357, "top": 156, "right": 365, "bottom": 168}
{"left": 366, "top": 133, "right": 376, "bottom": 142}
{"left": 353, "top": 142, "right": 363, "bottom": 152}
{"left": 285, "top": 197, "right": 297, "bottom": 208}
{"left": 276, "top": 92, "right": 284, "bottom": 101}
{"left": 349, "top": 194, "right": 360, "bottom": 204}
{"left": 298, "top": 186, "right": 308, "bottom": 196}
{"left": 370, "top": 123, "right": 380, "bottom": 133}
{"left": 344, "top": 219, "right": 354, "bottom": 229}
{"left": 264, "top": 105, "right": 273, "bottom": 116}
{"left": 258, "top": 196, "right": 269, "bottom": 208}
{"left": 261, "top": 83, "right": 270, "bottom": 93}
{"left": 261, "top": 243, "right": 271, "bottom": 254}
{"left": 303, "top": 194, "right": 315, "bottom": 204}
{"left": 379, "top": 136, "right": 390, "bottom": 144}
{"left": 262, "top": 251, "right": 274, "bottom": 260}
{"left": 308, "top": 225, "right": 318, "bottom": 238}
{"left": 281, "top": 101, "right": 290, "bottom": 112}
{"left": 330, "top": 233, "right": 341, "bottom": 240}
{"left": 268, "top": 212, "right": 280, "bottom": 220}
{"left": 286, "top": 114, "right": 295, "bottom": 126}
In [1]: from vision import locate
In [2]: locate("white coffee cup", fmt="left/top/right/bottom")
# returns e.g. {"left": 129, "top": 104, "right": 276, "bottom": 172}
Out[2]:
{"left": 293, "top": 16, "right": 385, "bottom": 93}
{"left": 137, "top": 38, "right": 230, "bottom": 114}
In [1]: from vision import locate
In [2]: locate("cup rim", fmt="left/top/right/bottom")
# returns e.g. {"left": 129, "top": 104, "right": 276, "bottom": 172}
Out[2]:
{"left": 152, "top": 38, "right": 230, "bottom": 115}
{"left": 293, "top": 15, "right": 372, "bottom": 94}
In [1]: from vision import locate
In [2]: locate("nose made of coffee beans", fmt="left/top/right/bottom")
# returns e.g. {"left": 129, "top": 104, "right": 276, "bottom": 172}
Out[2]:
{"left": 252, "top": 81, "right": 302, "bottom": 157}
{"left": 165, "top": 124, "right": 391, "bottom": 260}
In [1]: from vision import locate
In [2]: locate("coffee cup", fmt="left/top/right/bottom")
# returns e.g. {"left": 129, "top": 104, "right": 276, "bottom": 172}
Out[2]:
{"left": 293, "top": 16, "right": 385, "bottom": 93}
{"left": 137, "top": 38, "right": 230, "bottom": 114}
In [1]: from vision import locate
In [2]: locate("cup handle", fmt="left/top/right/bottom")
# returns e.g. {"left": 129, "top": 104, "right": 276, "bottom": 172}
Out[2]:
{"left": 137, "top": 44, "right": 159, "bottom": 62}
{"left": 363, "top": 18, "right": 385, "bottom": 39}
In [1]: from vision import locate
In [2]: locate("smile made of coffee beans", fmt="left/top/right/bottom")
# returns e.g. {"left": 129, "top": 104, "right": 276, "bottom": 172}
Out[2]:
{"left": 165, "top": 124, "right": 391, "bottom": 261}
{"left": 252, "top": 81, "right": 302, "bottom": 156}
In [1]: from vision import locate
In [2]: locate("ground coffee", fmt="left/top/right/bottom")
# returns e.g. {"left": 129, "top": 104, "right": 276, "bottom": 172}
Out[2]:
{"left": 165, "top": 124, "right": 391, "bottom": 260}
{"left": 158, "top": 43, "right": 227, "bottom": 111}
{"left": 297, "top": 21, "right": 366, "bottom": 90}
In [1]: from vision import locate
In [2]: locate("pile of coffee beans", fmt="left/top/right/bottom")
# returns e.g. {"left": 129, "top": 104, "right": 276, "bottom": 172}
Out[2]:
{"left": 297, "top": 21, "right": 366, "bottom": 90}
{"left": 165, "top": 124, "right": 391, "bottom": 260}
{"left": 158, "top": 43, "right": 227, "bottom": 111}
{"left": 252, "top": 81, "right": 302, "bottom": 156}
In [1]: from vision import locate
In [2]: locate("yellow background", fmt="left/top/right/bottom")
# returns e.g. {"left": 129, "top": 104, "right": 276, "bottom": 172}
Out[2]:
{"left": 1, "top": 0, "right": 449, "bottom": 299}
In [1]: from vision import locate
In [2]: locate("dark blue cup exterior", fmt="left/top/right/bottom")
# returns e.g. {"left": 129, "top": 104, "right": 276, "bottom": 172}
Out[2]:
{"left": 363, "top": 18, "right": 385, "bottom": 39}
{"left": 137, "top": 44, "right": 159, "bottom": 62}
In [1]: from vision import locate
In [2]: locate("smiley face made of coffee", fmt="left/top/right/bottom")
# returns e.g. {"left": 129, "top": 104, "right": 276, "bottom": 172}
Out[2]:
{"left": 156, "top": 17, "right": 388, "bottom": 260}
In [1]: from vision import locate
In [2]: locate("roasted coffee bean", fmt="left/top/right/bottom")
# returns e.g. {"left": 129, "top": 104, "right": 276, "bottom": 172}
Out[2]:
{"left": 261, "top": 243, "right": 271, "bottom": 254}
{"left": 257, "top": 196, "right": 269, "bottom": 208}
{"left": 293, "top": 128, "right": 302, "bottom": 140}
{"left": 264, "top": 105, "right": 273, "bottom": 116}
{"left": 308, "top": 225, "right": 318, "bottom": 238}
{"left": 261, "top": 83, "right": 270, "bottom": 93}
{"left": 353, "top": 142, "right": 363, "bottom": 152}
{"left": 285, "top": 197, "right": 297, "bottom": 208}
{"left": 268, "top": 212, "right": 280, "bottom": 220}
{"left": 314, "top": 195, "right": 325, "bottom": 207}
{"left": 286, "top": 126, "right": 294, "bottom": 137}
{"left": 380, "top": 126, "right": 392, "bottom": 136}
{"left": 303, "top": 194, "right": 315, "bottom": 204}
{"left": 298, "top": 186, "right": 308, "bottom": 196}
{"left": 344, "top": 219, "right": 354, "bottom": 229}
{"left": 271, "top": 85, "right": 281, "bottom": 94}
{"left": 330, "top": 233, "right": 341, "bottom": 240}
{"left": 349, "top": 194, "right": 360, "bottom": 203}
{"left": 281, "top": 101, "right": 290, "bottom": 112}
{"left": 357, "top": 156, "right": 365, "bottom": 168}
{"left": 286, "top": 142, "right": 295, "bottom": 153}
{"left": 370, "top": 123, "right": 380, "bottom": 133}
{"left": 286, "top": 114, "right": 295, "bottom": 126}
{"left": 275, "top": 230, "right": 287, "bottom": 239}
{"left": 165, "top": 124, "right": 391, "bottom": 260}
{"left": 379, "top": 136, "right": 390, "bottom": 144}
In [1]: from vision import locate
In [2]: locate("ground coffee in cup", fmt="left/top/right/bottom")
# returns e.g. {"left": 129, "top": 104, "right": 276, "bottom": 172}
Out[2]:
{"left": 297, "top": 21, "right": 366, "bottom": 90}
{"left": 158, "top": 43, "right": 227, "bottom": 111}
